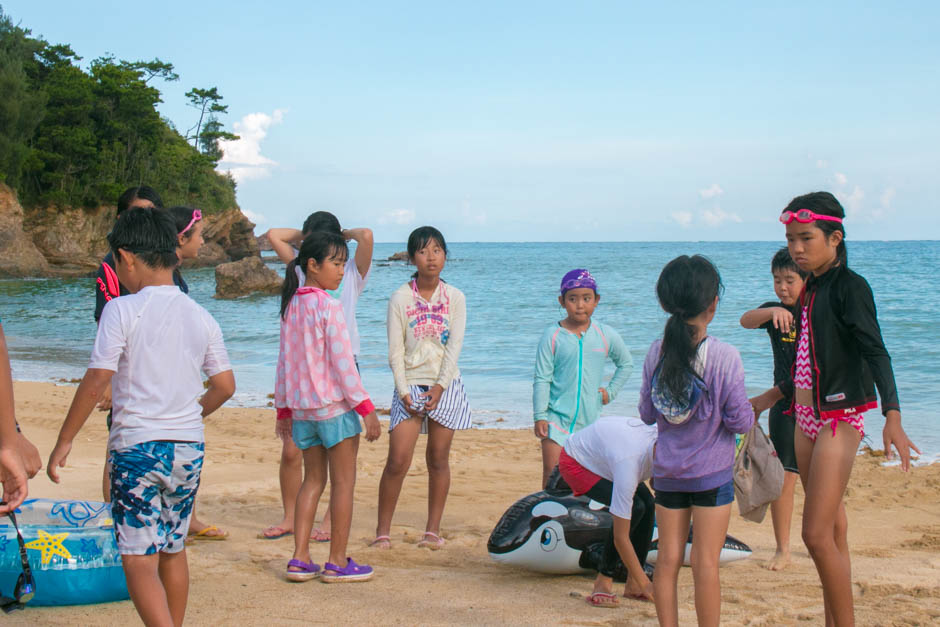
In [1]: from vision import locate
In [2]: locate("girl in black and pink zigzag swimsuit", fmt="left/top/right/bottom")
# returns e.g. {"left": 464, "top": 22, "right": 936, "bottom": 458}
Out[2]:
{"left": 781, "top": 191, "right": 919, "bottom": 627}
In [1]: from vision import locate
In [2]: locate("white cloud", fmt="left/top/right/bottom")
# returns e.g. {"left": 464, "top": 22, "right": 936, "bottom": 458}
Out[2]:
{"left": 379, "top": 209, "right": 416, "bottom": 225}
{"left": 834, "top": 172, "right": 848, "bottom": 186}
{"left": 241, "top": 208, "right": 266, "bottom": 225}
{"left": 217, "top": 109, "right": 286, "bottom": 182}
{"left": 880, "top": 187, "right": 896, "bottom": 210}
{"left": 699, "top": 183, "right": 724, "bottom": 199}
{"left": 671, "top": 211, "right": 693, "bottom": 228}
{"left": 701, "top": 207, "right": 742, "bottom": 227}
{"left": 836, "top": 185, "right": 864, "bottom": 217}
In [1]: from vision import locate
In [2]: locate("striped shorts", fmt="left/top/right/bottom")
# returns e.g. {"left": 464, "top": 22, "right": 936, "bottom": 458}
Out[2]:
{"left": 390, "top": 376, "right": 472, "bottom": 433}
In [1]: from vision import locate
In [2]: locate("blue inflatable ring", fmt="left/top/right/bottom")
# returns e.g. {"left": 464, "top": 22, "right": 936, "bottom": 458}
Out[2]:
{"left": 0, "top": 499, "right": 129, "bottom": 606}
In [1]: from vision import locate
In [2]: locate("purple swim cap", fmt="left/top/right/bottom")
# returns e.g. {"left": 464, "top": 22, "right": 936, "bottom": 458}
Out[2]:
{"left": 560, "top": 269, "right": 597, "bottom": 294}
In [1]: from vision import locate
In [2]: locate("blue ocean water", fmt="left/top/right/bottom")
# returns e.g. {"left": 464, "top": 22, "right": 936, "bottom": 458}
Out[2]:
{"left": 2, "top": 241, "right": 937, "bottom": 461}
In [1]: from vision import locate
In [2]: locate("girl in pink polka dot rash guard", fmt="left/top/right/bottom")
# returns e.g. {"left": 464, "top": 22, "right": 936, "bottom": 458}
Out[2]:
{"left": 275, "top": 231, "right": 381, "bottom": 584}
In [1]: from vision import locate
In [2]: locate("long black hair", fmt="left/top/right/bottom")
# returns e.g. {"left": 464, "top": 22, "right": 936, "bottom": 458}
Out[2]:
{"left": 407, "top": 226, "right": 448, "bottom": 279}
{"left": 783, "top": 191, "right": 847, "bottom": 266}
{"left": 655, "top": 255, "right": 723, "bottom": 404}
{"left": 280, "top": 231, "right": 348, "bottom": 319}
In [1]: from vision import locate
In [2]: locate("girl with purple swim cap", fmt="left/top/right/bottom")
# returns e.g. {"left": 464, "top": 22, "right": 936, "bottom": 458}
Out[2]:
{"left": 532, "top": 269, "right": 633, "bottom": 487}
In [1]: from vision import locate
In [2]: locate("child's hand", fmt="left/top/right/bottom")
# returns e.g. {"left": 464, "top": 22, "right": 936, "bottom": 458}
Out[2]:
{"left": 17, "top": 433, "right": 42, "bottom": 478}
{"left": 624, "top": 573, "right": 654, "bottom": 602}
{"left": 96, "top": 381, "right": 112, "bottom": 411}
{"left": 534, "top": 420, "right": 548, "bottom": 439}
{"left": 599, "top": 387, "right": 610, "bottom": 405}
{"left": 771, "top": 307, "right": 794, "bottom": 334}
{"left": 0, "top": 446, "right": 28, "bottom": 513}
{"left": 47, "top": 440, "right": 73, "bottom": 483}
{"left": 883, "top": 410, "right": 920, "bottom": 472}
{"left": 400, "top": 393, "right": 422, "bottom": 416}
{"left": 363, "top": 412, "right": 381, "bottom": 442}
{"left": 422, "top": 385, "right": 445, "bottom": 412}
{"left": 275, "top": 417, "right": 293, "bottom": 441}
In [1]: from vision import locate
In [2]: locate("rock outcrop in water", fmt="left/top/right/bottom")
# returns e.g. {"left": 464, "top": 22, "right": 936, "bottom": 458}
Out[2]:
{"left": 0, "top": 183, "right": 259, "bottom": 278}
{"left": 214, "top": 256, "right": 282, "bottom": 299}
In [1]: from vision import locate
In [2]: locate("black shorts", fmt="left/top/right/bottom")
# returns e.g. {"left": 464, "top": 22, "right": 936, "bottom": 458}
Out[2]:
{"left": 769, "top": 405, "right": 799, "bottom": 473}
{"left": 654, "top": 480, "right": 734, "bottom": 509}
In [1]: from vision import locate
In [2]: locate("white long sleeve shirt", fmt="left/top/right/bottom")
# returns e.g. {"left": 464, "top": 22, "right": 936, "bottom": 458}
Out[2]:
{"left": 387, "top": 280, "right": 466, "bottom": 397}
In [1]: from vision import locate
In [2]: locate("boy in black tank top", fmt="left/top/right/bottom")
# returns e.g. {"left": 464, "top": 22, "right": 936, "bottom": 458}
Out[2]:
{"left": 740, "top": 248, "right": 807, "bottom": 571}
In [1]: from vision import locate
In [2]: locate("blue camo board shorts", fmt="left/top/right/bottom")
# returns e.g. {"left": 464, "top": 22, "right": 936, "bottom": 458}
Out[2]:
{"left": 292, "top": 409, "right": 362, "bottom": 450}
{"left": 109, "top": 441, "right": 204, "bottom": 555}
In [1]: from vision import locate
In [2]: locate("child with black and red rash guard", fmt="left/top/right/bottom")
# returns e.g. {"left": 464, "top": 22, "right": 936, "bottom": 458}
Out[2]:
{"left": 780, "top": 191, "right": 919, "bottom": 626}
{"left": 740, "top": 247, "right": 807, "bottom": 571}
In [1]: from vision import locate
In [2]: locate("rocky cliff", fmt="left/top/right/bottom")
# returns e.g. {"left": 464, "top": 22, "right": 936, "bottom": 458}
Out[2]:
{"left": 0, "top": 183, "right": 259, "bottom": 277}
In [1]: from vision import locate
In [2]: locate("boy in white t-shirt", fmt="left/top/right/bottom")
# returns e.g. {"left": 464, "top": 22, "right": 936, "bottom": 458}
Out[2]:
{"left": 261, "top": 211, "right": 373, "bottom": 541}
{"left": 558, "top": 416, "right": 657, "bottom": 608}
{"left": 48, "top": 207, "right": 235, "bottom": 626}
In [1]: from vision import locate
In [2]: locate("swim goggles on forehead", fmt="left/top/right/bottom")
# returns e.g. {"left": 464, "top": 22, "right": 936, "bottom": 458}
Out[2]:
{"left": 179, "top": 209, "right": 203, "bottom": 235}
{"left": 0, "top": 509, "right": 35, "bottom": 613}
{"left": 779, "top": 209, "right": 843, "bottom": 225}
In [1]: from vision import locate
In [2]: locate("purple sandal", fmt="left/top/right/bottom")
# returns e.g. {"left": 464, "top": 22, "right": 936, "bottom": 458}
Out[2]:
{"left": 320, "top": 557, "right": 374, "bottom": 583}
{"left": 286, "top": 559, "right": 320, "bottom": 582}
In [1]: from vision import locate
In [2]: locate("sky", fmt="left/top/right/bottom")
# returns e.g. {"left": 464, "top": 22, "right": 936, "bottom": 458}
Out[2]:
{"left": 5, "top": 2, "right": 940, "bottom": 241}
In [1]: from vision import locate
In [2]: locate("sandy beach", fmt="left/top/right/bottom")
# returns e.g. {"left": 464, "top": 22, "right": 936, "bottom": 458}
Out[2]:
{"left": 6, "top": 380, "right": 939, "bottom": 626}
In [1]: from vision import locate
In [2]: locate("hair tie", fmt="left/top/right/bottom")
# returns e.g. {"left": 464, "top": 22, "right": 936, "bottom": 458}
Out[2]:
{"left": 179, "top": 209, "right": 203, "bottom": 235}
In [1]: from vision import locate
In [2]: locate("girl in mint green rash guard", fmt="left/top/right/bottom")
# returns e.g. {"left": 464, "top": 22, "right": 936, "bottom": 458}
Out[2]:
{"left": 533, "top": 269, "right": 633, "bottom": 488}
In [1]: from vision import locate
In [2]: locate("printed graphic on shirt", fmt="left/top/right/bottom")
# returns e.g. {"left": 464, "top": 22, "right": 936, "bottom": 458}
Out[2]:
{"left": 407, "top": 299, "right": 450, "bottom": 344}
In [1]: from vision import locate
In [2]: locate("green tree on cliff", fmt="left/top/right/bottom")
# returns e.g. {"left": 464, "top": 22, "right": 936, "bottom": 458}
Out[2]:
{"left": 0, "top": 5, "right": 238, "bottom": 211}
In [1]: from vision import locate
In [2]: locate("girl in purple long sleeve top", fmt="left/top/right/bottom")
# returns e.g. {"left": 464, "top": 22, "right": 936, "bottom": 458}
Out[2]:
{"left": 638, "top": 255, "right": 753, "bottom": 627}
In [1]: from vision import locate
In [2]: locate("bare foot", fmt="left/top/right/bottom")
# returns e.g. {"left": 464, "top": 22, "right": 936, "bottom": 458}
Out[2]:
{"left": 259, "top": 516, "right": 294, "bottom": 539}
{"left": 766, "top": 550, "right": 791, "bottom": 571}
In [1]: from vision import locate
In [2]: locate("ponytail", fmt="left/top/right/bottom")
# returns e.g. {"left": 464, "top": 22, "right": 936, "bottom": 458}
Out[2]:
{"left": 280, "top": 258, "right": 301, "bottom": 319}
{"left": 655, "top": 255, "right": 723, "bottom": 405}
{"left": 659, "top": 313, "right": 699, "bottom": 404}
{"left": 279, "top": 231, "right": 349, "bottom": 319}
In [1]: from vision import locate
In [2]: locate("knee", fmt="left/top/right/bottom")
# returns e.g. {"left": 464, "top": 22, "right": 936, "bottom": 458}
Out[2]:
{"left": 801, "top": 524, "right": 831, "bottom": 555}
{"left": 425, "top": 450, "right": 450, "bottom": 475}
{"left": 689, "top": 551, "right": 718, "bottom": 575}
{"left": 384, "top": 455, "right": 412, "bottom": 478}
{"left": 282, "top": 445, "right": 302, "bottom": 467}
{"left": 655, "top": 549, "right": 684, "bottom": 574}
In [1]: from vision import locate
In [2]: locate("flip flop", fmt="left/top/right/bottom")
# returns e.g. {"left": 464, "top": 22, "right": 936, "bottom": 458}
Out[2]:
{"left": 417, "top": 531, "right": 445, "bottom": 550}
{"left": 623, "top": 592, "right": 653, "bottom": 602}
{"left": 369, "top": 535, "right": 391, "bottom": 549}
{"left": 186, "top": 525, "right": 229, "bottom": 542}
{"left": 321, "top": 558, "right": 374, "bottom": 583}
{"left": 586, "top": 592, "right": 620, "bottom": 608}
{"left": 286, "top": 559, "right": 320, "bottom": 582}
{"left": 311, "top": 528, "right": 331, "bottom": 543}
{"left": 258, "top": 526, "right": 293, "bottom": 540}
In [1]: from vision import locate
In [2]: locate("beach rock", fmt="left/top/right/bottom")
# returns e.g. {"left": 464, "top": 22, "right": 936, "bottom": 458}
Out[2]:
{"left": 214, "top": 256, "right": 282, "bottom": 299}
{"left": 20, "top": 197, "right": 114, "bottom": 276}
{"left": 257, "top": 233, "right": 273, "bottom": 252}
{"left": 387, "top": 250, "right": 409, "bottom": 261}
{"left": 0, "top": 184, "right": 50, "bottom": 277}
{"left": 187, "top": 208, "right": 260, "bottom": 268}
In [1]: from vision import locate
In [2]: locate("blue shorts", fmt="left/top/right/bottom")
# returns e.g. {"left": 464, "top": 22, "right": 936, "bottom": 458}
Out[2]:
{"left": 109, "top": 441, "right": 204, "bottom": 555}
{"left": 292, "top": 410, "right": 362, "bottom": 450}
{"left": 654, "top": 480, "right": 735, "bottom": 510}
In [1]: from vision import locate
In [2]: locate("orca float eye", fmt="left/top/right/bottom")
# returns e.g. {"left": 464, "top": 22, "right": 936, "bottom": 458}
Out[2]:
{"left": 539, "top": 527, "right": 559, "bottom": 551}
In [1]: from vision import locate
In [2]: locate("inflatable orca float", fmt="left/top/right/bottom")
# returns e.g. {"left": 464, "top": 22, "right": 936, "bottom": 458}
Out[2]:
{"left": 488, "top": 483, "right": 751, "bottom": 578}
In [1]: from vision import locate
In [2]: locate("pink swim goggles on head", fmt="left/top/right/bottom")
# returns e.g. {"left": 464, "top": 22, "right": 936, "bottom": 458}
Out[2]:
{"left": 179, "top": 209, "right": 202, "bottom": 235}
{"left": 779, "top": 209, "right": 843, "bottom": 225}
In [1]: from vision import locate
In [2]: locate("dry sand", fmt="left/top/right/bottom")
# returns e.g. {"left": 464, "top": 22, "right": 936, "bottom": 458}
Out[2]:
{"left": 7, "top": 380, "right": 940, "bottom": 625}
